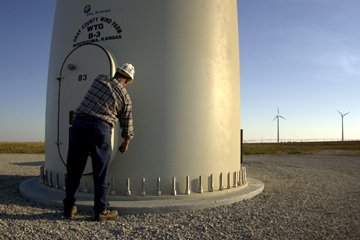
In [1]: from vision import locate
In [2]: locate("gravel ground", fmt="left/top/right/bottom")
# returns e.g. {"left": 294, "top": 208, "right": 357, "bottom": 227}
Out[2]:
{"left": 0, "top": 152, "right": 359, "bottom": 239}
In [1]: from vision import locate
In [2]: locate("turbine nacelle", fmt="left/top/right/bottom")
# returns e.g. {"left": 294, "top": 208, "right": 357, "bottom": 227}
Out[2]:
{"left": 273, "top": 107, "right": 286, "bottom": 121}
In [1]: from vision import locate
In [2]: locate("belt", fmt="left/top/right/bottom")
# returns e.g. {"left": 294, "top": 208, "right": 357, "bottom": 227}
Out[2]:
{"left": 76, "top": 114, "right": 111, "bottom": 127}
{"left": 77, "top": 113, "right": 99, "bottom": 119}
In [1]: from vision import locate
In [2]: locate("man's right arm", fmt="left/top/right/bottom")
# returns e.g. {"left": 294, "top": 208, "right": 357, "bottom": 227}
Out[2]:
{"left": 119, "top": 138, "right": 130, "bottom": 154}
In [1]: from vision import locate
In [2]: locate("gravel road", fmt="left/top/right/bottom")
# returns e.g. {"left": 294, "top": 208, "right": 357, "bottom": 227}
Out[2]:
{"left": 0, "top": 152, "right": 359, "bottom": 239}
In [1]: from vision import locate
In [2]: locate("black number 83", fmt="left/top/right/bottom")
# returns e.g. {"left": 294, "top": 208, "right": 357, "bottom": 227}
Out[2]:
{"left": 78, "top": 74, "right": 87, "bottom": 81}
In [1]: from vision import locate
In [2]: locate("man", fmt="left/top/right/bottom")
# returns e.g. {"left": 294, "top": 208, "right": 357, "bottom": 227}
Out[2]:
{"left": 63, "top": 63, "right": 135, "bottom": 221}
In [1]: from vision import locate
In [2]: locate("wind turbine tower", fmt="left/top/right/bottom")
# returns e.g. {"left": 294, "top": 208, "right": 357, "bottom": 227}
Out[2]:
{"left": 337, "top": 110, "right": 350, "bottom": 141}
{"left": 273, "top": 108, "right": 286, "bottom": 143}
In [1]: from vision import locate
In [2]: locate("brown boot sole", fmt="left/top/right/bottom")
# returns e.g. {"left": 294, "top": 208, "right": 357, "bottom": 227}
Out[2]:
{"left": 95, "top": 210, "right": 118, "bottom": 221}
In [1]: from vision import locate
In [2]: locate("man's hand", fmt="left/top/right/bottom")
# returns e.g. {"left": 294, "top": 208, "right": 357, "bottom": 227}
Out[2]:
{"left": 118, "top": 138, "right": 130, "bottom": 154}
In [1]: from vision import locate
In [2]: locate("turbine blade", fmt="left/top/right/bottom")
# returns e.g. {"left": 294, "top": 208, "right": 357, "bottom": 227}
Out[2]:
{"left": 280, "top": 116, "right": 286, "bottom": 120}
{"left": 337, "top": 110, "right": 342, "bottom": 115}
{"left": 344, "top": 112, "right": 350, "bottom": 116}
{"left": 277, "top": 107, "right": 279, "bottom": 114}
{"left": 272, "top": 116, "right": 278, "bottom": 121}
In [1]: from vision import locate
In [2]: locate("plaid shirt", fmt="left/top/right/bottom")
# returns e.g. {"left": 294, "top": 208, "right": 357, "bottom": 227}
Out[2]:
{"left": 76, "top": 74, "right": 134, "bottom": 140}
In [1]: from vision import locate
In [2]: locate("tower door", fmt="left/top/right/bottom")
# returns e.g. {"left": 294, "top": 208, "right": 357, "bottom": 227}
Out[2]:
{"left": 58, "top": 44, "right": 115, "bottom": 174}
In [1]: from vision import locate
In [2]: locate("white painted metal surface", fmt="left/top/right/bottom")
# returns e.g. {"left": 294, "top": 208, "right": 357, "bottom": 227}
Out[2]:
{"left": 45, "top": 0, "right": 240, "bottom": 196}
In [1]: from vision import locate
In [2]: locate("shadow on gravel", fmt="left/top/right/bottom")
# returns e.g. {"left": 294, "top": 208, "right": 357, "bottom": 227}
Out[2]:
{"left": 0, "top": 175, "right": 96, "bottom": 222}
{"left": 0, "top": 175, "right": 58, "bottom": 212}
{"left": 0, "top": 211, "right": 95, "bottom": 222}
{"left": 0, "top": 211, "right": 63, "bottom": 221}
{"left": 12, "top": 161, "right": 45, "bottom": 167}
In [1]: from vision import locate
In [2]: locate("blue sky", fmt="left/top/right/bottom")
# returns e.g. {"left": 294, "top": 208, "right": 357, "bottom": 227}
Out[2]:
{"left": 239, "top": 0, "right": 359, "bottom": 141}
{"left": 0, "top": 1, "right": 56, "bottom": 142}
{"left": 0, "top": 0, "right": 359, "bottom": 142}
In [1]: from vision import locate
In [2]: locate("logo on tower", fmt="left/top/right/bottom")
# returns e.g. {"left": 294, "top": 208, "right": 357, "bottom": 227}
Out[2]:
{"left": 84, "top": 5, "right": 91, "bottom": 14}
{"left": 83, "top": 5, "right": 111, "bottom": 16}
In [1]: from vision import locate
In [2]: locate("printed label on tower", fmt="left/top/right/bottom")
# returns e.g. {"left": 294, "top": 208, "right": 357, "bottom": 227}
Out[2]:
{"left": 72, "top": 16, "right": 122, "bottom": 48}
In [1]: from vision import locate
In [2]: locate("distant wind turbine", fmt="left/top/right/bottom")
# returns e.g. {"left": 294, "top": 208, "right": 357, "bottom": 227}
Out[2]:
{"left": 337, "top": 110, "right": 350, "bottom": 141}
{"left": 273, "top": 107, "right": 286, "bottom": 143}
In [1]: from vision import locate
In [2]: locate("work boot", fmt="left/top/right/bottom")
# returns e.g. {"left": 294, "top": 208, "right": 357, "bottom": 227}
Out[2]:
{"left": 95, "top": 209, "right": 118, "bottom": 221}
{"left": 64, "top": 206, "right": 77, "bottom": 219}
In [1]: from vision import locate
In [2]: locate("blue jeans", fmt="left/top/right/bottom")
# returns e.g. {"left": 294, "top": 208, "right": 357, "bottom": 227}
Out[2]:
{"left": 63, "top": 116, "right": 112, "bottom": 214}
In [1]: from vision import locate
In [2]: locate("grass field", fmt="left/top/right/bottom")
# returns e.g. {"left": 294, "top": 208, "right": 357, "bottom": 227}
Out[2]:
{"left": 0, "top": 142, "right": 45, "bottom": 154}
{"left": 1, "top": 141, "right": 360, "bottom": 154}
{"left": 242, "top": 141, "right": 360, "bottom": 155}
